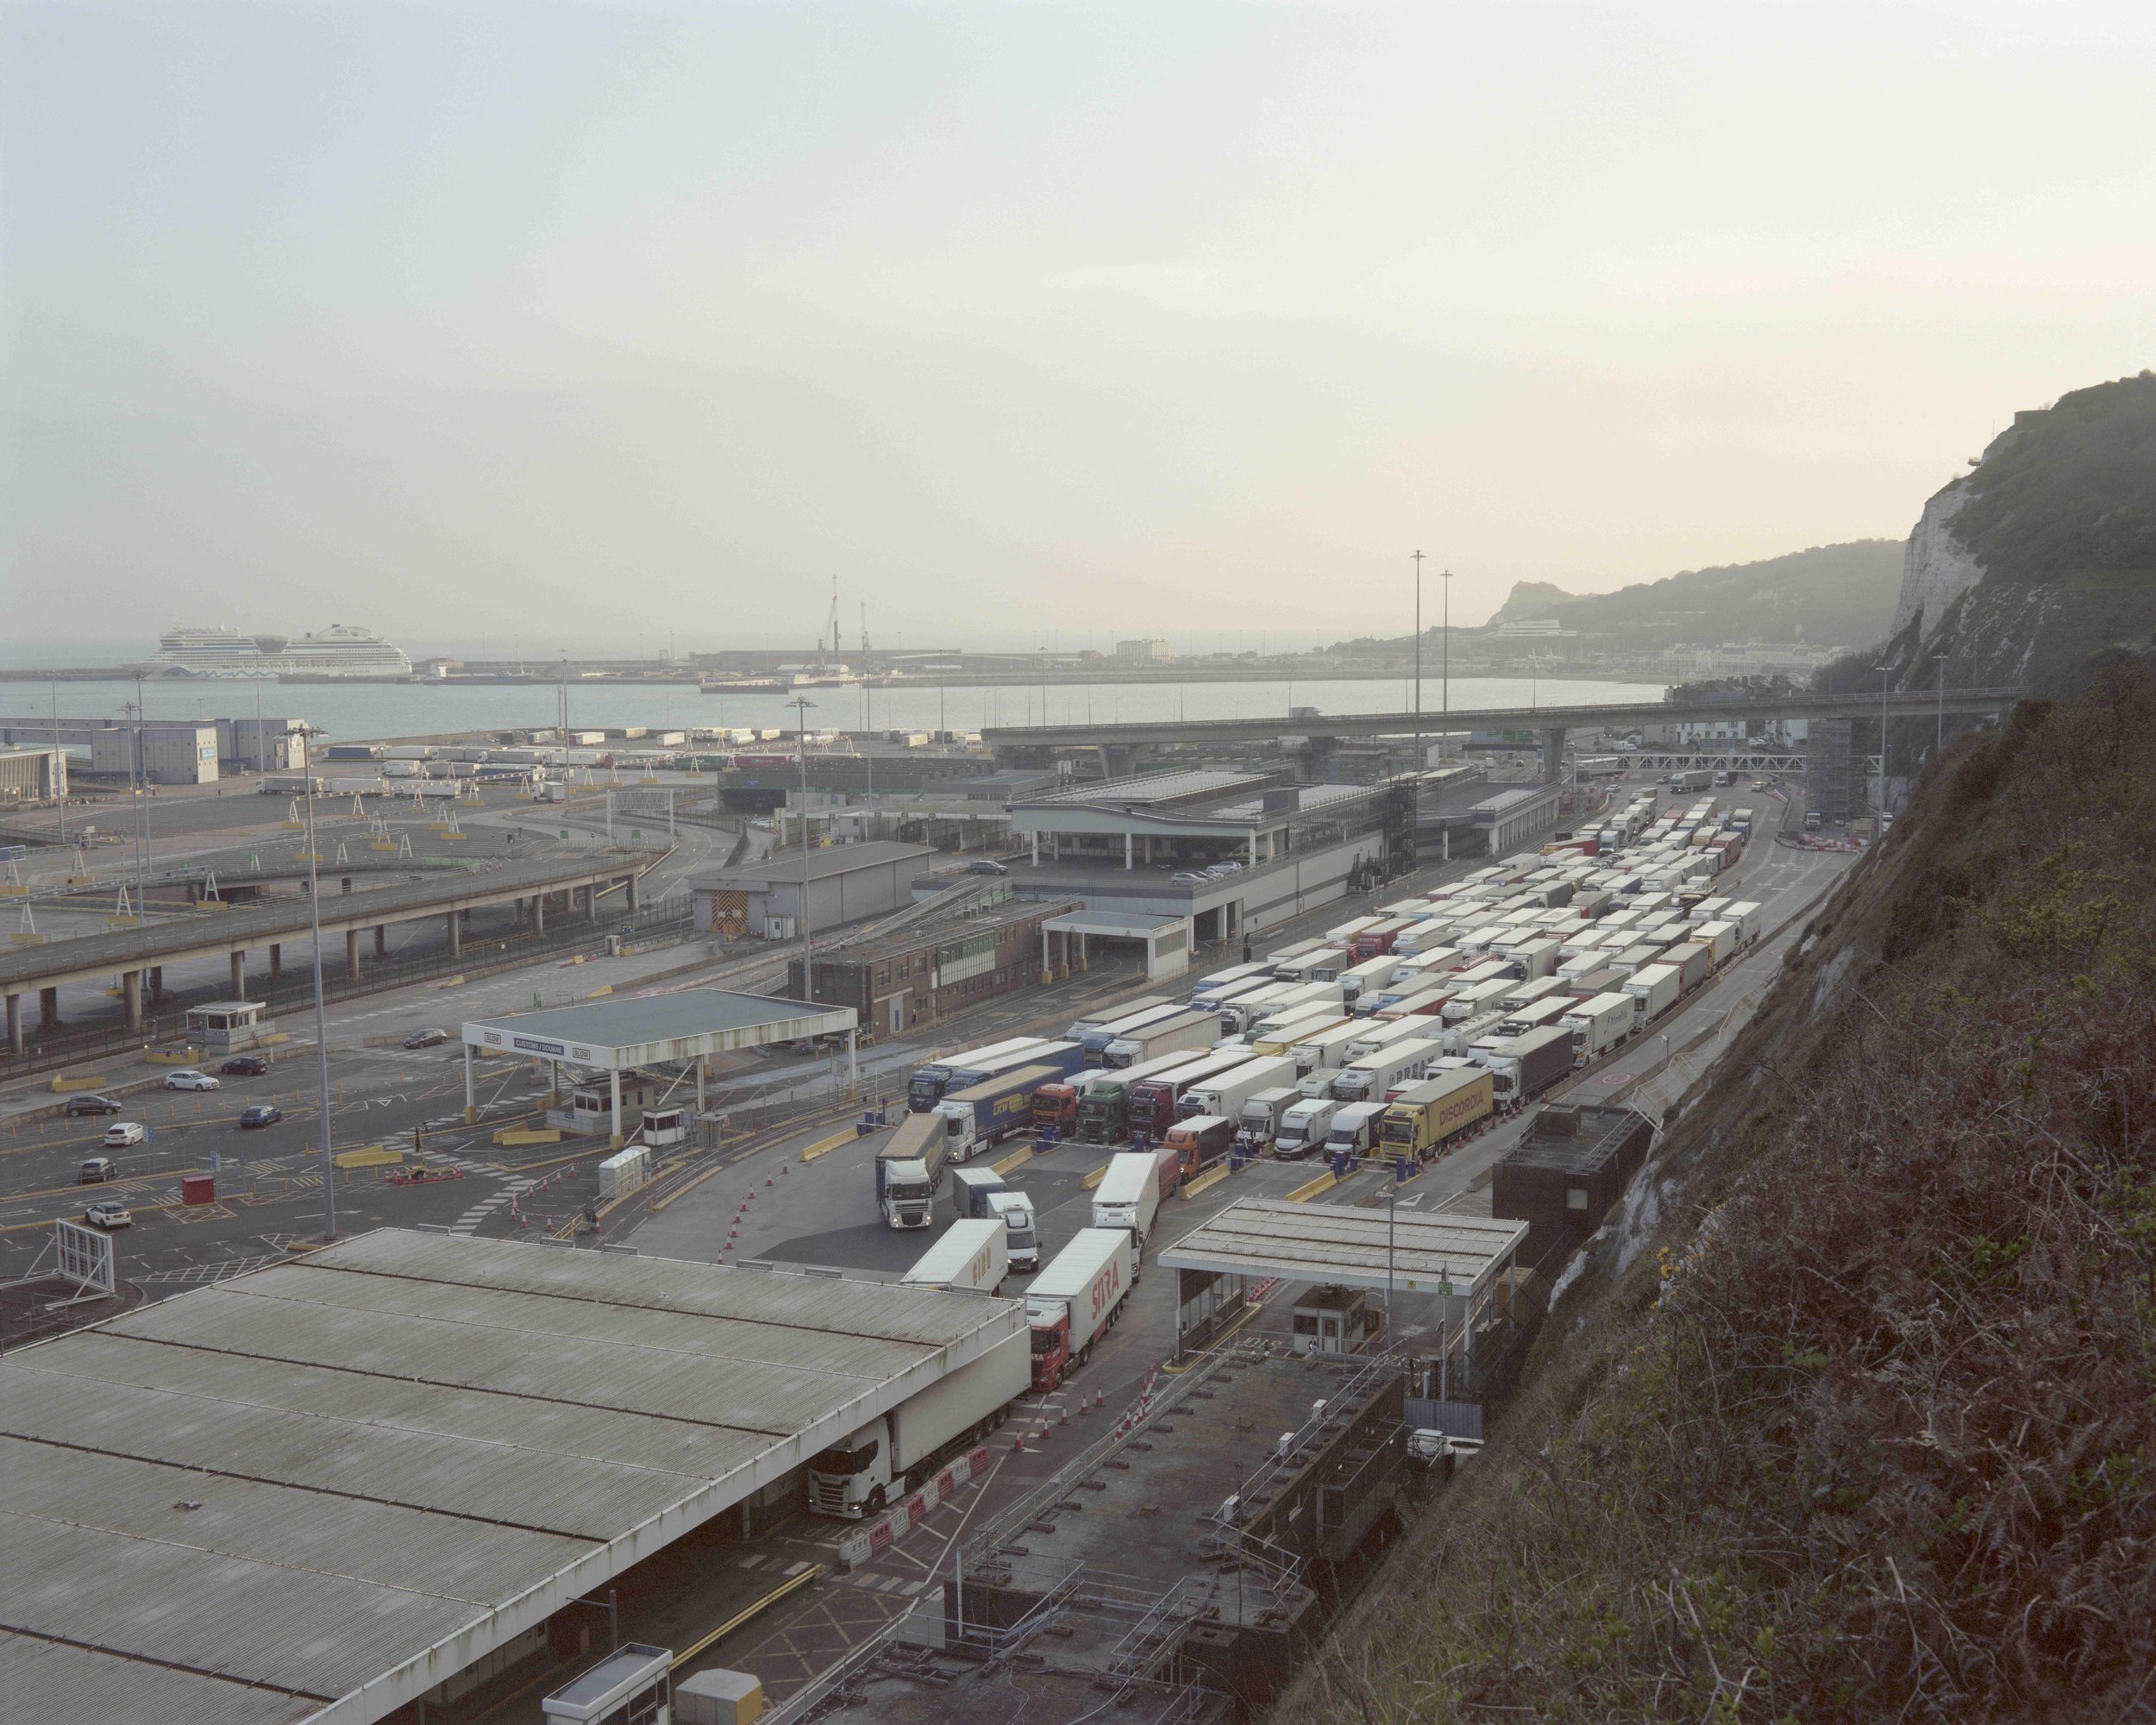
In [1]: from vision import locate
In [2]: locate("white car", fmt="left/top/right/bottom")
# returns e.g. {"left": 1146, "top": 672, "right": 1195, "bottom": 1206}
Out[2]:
{"left": 85, "top": 1200, "right": 133, "bottom": 1229}
{"left": 102, "top": 1122, "right": 147, "bottom": 1149}
{"left": 164, "top": 1070, "right": 220, "bottom": 1091}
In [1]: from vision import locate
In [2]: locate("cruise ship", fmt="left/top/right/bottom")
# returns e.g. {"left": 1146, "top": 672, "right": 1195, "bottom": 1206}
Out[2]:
{"left": 155, "top": 623, "right": 413, "bottom": 680}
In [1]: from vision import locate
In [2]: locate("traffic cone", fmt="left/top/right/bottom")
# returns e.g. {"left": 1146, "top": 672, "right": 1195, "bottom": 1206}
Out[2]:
{"left": 766, "top": 1174, "right": 773, "bottom": 1186}
{"left": 1060, "top": 1406, "right": 1069, "bottom": 1425}
{"left": 1012, "top": 1433, "right": 1025, "bottom": 1452}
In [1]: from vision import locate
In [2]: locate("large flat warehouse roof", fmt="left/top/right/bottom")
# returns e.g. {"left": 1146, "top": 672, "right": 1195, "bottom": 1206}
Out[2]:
{"left": 462, "top": 987, "right": 856, "bottom": 1066}
{"left": 0, "top": 1229, "right": 1022, "bottom": 1725}
{"left": 1159, "top": 1197, "right": 1527, "bottom": 1297}
{"left": 693, "top": 839, "right": 937, "bottom": 892}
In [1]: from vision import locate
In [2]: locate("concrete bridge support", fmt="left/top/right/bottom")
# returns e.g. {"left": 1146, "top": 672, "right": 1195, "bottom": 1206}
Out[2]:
{"left": 6, "top": 993, "right": 20, "bottom": 1057}
{"left": 346, "top": 929, "right": 361, "bottom": 980}
{"left": 230, "top": 951, "right": 245, "bottom": 998}
{"left": 122, "top": 969, "right": 141, "bottom": 1032}
{"left": 1540, "top": 726, "right": 1568, "bottom": 785}
{"left": 269, "top": 944, "right": 282, "bottom": 979}
{"left": 446, "top": 911, "right": 461, "bottom": 958}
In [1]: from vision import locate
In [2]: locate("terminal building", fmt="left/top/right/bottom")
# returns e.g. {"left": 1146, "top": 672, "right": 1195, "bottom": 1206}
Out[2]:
{"left": 691, "top": 839, "right": 937, "bottom": 939}
{"left": 787, "top": 894, "right": 1081, "bottom": 1039}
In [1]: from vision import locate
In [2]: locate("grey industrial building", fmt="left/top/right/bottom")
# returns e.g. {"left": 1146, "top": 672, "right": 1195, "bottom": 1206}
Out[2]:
{"left": 0, "top": 712, "right": 309, "bottom": 775}
{"left": 0, "top": 1228, "right": 1025, "bottom": 1724}
{"left": 692, "top": 839, "right": 937, "bottom": 939}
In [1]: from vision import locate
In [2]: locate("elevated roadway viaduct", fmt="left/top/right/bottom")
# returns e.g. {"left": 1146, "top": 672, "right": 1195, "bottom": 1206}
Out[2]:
{"left": 985, "top": 687, "right": 2031, "bottom": 781}
{"left": 3, "top": 850, "right": 662, "bottom": 1055}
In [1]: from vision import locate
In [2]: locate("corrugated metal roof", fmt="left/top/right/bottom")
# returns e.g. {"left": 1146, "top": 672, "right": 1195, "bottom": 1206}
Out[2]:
{"left": 0, "top": 1228, "right": 1025, "bottom": 1723}
{"left": 1157, "top": 1197, "right": 1527, "bottom": 1295}
{"left": 0, "top": 1632, "right": 318, "bottom": 1725}
{"left": 461, "top": 988, "right": 842, "bottom": 1051}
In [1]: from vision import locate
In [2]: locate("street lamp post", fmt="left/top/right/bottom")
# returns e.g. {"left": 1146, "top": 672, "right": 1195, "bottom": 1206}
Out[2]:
{"left": 1411, "top": 550, "right": 1424, "bottom": 780}
{"left": 1440, "top": 569, "right": 1453, "bottom": 760}
{"left": 299, "top": 725, "right": 336, "bottom": 1240}
{"left": 791, "top": 695, "right": 818, "bottom": 1004}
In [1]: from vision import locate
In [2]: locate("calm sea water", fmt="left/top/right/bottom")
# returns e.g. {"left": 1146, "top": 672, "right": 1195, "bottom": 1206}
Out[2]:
{"left": 3, "top": 674, "right": 1664, "bottom": 744}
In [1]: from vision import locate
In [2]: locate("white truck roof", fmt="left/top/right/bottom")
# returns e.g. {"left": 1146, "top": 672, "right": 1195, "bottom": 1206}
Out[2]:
{"left": 1094, "top": 1151, "right": 1163, "bottom": 1207}
{"left": 1027, "top": 1228, "right": 1131, "bottom": 1306}
{"left": 900, "top": 1219, "right": 1006, "bottom": 1286}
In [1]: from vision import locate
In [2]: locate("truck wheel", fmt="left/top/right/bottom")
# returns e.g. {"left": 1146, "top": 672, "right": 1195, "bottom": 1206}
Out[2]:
{"left": 993, "top": 1406, "right": 1008, "bottom": 1429}
{"left": 866, "top": 1485, "right": 887, "bottom": 1514}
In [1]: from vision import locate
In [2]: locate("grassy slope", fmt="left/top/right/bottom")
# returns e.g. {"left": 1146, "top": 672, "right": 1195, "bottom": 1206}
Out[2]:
{"left": 1272, "top": 671, "right": 2156, "bottom": 1723}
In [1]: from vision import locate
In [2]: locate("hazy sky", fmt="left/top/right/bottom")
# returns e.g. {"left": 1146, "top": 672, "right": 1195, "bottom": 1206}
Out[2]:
{"left": 4, "top": 3, "right": 2152, "bottom": 656}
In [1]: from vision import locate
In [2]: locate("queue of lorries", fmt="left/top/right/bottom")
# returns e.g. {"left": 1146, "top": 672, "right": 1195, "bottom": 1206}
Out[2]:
{"left": 851, "top": 788, "right": 1771, "bottom": 1473}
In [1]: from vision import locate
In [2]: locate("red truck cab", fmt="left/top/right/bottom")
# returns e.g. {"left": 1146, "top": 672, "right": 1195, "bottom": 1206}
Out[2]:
{"left": 1029, "top": 1312, "right": 1072, "bottom": 1392}
{"left": 1031, "top": 1083, "right": 1079, "bottom": 1133}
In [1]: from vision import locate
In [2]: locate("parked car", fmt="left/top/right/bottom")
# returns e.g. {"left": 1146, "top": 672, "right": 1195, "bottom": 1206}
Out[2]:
{"left": 101, "top": 1123, "right": 146, "bottom": 1150}
{"left": 64, "top": 1094, "right": 122, "bottom": 1117}
{"left": 84, "top": 1200, "right": 133, "bottom": 1229}
{"left": 79, "top": 1154, "right": 120, "bottom": 1182}
{"left": 219, "top": 1054, "right": 270, "bottom": 1076}
{"left": 238, "top": 1105, "right": 284, "bottom": 1129}
{"left": 962, "top": 859, "right": 1010, "bottom": 876}
{"left": 403, "top": 1027, "right": 448, "bottom": 1049}
{"left": 1169, "top": 871, "right": 1208, "bottom": 886}
{"left": 164, "top": 1070, "right": 220, "bottom": 1092}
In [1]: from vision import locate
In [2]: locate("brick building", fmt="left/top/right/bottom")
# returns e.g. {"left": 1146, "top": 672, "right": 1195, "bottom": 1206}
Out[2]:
{"left": 788, "top": 898, "right": 1081, "bottom": 1039}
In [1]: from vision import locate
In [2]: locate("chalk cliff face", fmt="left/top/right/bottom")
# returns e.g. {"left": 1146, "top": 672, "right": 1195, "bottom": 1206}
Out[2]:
{"left": 1881, "top": 377, "right": 2156, "bottom": 694}
{"left": 1890, "top": 483, "right": 1985, "bottom": 645}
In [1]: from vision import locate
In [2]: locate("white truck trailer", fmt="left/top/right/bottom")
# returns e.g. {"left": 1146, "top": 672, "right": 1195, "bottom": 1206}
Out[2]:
{"left": 899, "top": 1218, "right": 1009, "bottom": 1295}
{"left": 1101, "top": 1009, "right": 1219, "bottom": 1070}
{"left": 1625, "top": 962, "right": 1682, "bottom": 1026}
{"left": 1091, "top": 1149, "right": 1170, "bottom": 1247}
{"left": 1562, "top": 991, "right": 1637, "bottom": 1063}
{"left": 805, "top": 1327, "right": 1030, "bottom": 1516}
{"left": 1179, "top": 1055, "right": 1298, "bottom": 1125}
{"left": 1330, "top": 1037, "right": 1445, "bottom": 1104}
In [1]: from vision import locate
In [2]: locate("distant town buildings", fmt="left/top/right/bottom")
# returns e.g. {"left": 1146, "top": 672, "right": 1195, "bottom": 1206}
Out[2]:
{"left": 1115, "top": 638, "right": 1173, "bottom": 664}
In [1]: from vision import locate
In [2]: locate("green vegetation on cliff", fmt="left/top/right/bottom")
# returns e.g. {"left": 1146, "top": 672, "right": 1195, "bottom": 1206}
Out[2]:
{"left": 1276, "top": 670, "right": 2156, "bottom": 1722}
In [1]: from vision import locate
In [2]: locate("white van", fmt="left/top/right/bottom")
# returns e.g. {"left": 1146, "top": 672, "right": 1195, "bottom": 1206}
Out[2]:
{"left": 1324, "top": 1101, "right": 1388, "bottom": 1159}
{"left": 1272, "top": 1097, "right": 1336, "bottom": 1160}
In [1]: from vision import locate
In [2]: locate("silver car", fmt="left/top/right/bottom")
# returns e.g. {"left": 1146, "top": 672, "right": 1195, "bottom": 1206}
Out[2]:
{"left": 164, "top": 1070, "right": 221, "bottom": 1092}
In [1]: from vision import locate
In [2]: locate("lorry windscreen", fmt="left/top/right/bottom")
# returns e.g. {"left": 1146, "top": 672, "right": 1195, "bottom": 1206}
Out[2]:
{"left": 808, "top": 1437, "right": 879, "bottom": 1473}
{"left": 907, "top": 1075, "right": 942, "bottom": 1107}
{"left": 1029, "top": 1326, "right": 1059, "bottom": 1352}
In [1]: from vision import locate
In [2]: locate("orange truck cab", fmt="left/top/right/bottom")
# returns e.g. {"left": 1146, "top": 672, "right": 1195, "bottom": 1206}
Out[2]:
{"left": 1031, "top": 1083, "right": 1080, "bottom": 1133}
{"left": 1162, "top": 1114, "right": 1234, "bottom": 1179}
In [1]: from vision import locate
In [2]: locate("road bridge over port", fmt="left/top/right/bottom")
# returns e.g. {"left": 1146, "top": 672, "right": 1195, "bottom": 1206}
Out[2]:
{"left": 985, "top": 687, "right": 2031, "bottom": 783}
{"left": 2, "top": 850, "right": 662, "bottom": 1054}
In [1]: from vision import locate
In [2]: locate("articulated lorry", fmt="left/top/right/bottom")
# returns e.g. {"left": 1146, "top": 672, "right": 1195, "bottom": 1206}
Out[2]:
{"left": 1179, "top": 1055, "right": 1298, "bottom": 1125}
{"left": 1379, "top": 1067, "right": 1496, "bottom": 1159}
{"left": 874, "top": 1113, "right": 951, "bottom": 1228}
{"left": 900, "top": 1217, "right": 1010, "bottom": 1295}
{"left": 908, "top": 1037, "right": 1051, "bottom": 1111}
{"left": 1101, "top": 1008, "right": 1220, "bottom": 1070}
{"left": 1624, "top": 962, "right": 1682, "bottom": 1026}
{"left": 1478, "top": 1025, "right": 1576, "bottom": 1106}
{"left": 1127, "top": 1048, "right": 1252, "bottom": 1139}
{"left": 1561, "top": 991, "right": 1636, "bottom": 1064}
{"left": 1330, "top": 1037, "right": 1445, "bottom": 1104}
{"left": 931, "top": 1063, "right": 1060, "bottom": 1163}
{"left": 1074, "top": 1051, "right": 1210, "bottom": 1144}
{"left": 1090, "top": 1146, "right": 1180, "bottom": 1247}
{"left": 806, "top": 1327, "right": 1031, "bottom": 1517}
{"left": 1027, "top": 1228, "right": 1135, "bottom": 1392}
{"left": 1078, "top": 1001, "right": 1188, "bottom": 1065}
